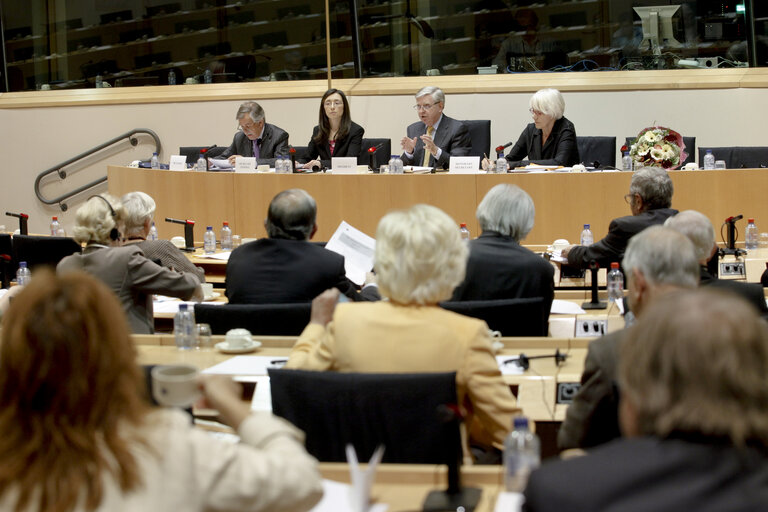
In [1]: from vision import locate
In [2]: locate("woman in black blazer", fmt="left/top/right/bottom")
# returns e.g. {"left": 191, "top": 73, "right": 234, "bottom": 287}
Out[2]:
{"left": 300, "top": 89, "right": 364, "bottom": 170}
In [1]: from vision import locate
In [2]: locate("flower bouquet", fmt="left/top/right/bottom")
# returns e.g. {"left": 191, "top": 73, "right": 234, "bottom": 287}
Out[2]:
{"left": 627, "top": 126, "right": 687, "bottom": 170}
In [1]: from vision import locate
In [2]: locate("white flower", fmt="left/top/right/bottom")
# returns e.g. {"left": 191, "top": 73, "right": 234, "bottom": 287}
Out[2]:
{"left": 650, "top": 147, "right": 665, "bottom": 161}
{"left": 644, "top": 131, "right": 660, "bottom": 143}
{"left": 636, "top": 144, "right": 650, "bottom": 156}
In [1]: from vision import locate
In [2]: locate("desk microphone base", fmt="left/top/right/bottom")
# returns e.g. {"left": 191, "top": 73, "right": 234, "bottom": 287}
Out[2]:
{"left": 581, "top": 300, "right": 607, "bottom": 310}
{"left": 423, "top": 487, "right": 482, "bottom": 512}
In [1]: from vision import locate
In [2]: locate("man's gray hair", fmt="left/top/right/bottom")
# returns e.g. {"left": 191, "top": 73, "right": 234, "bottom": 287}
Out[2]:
{"left": 120, "top": 191, "right": 156, "bottom": 238}
{"left": 236, "top": 101, "right": 265, "bottom": 123}
{"left": 415, "top": 86, "right": 445, "bottom": 105}
{"left": 622, "top": 225, "right": 699, "bottom": 288}
{"left": 476, "top": 184, "right": 535, "bottom": 242}
{"left": 664, "top": 210, "right": 715, "bottom": 263}
{"left": 629, "top": 167, "right": 673, "bottom": 210}
{"left": 265, "top": 189, "right": 316, "bottom": 240}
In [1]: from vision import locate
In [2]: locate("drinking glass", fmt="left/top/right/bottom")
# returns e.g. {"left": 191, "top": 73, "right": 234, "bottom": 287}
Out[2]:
{"left": 196, "top": 323, "right": 213, "bottom": 350}
{"left": 714, "top": 160, "right": 727, "bottom": 170}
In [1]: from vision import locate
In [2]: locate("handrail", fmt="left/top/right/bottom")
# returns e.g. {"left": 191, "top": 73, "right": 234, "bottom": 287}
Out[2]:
{"left": 34, "top": 128, "right": 161, "bottom": 211}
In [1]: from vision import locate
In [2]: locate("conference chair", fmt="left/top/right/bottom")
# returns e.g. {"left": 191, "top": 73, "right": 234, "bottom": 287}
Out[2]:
{"left": 358, "top": 138, "right": 392, "bottom": 168}
{"left": 178, "top": 145, "right": 227, "bottom": 164}
{"left": 576, "top": 136, "right": 616, "bottom": 168}
{"left": 462, "top": 120, "right": 491, "bottom": 158}
{"left": 194, "top": 302, "right": 311, "bottom": 335}
{"left": 440, "top": 297, "right": 548, "bottom": 336}
{"left": 269, "top": 369, "right": 460, "bottom": 463}
{"left": 625, "top": 136, "right": 695, "bottom": 166}
{"left": 0, "top": 234, "right": 13, "bottom": 287}
{"left": 11, "top": 235, "right": 81, "bottom": 272}
{"left": 697, "top": 146, "right": 768, "bottom": 169}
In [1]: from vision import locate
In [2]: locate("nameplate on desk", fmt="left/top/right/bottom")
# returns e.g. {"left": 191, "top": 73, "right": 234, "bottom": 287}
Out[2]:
{"left": 235, "top": 157, "right": 257, "bottom": 172}
{"left": 449, "top": 156, "right": 480, "bottom": 173}
{"left": 331, "top": 157, "right": 358, "bottom": 174}
{"left": 169, "top": 155, "right": 187, "bottom": 171}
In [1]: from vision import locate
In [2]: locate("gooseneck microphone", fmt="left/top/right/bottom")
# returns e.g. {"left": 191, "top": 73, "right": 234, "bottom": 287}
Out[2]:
{"left": 495, "top": 141, "right": 513, "bottom": 157}
{"left": 722, "top": 214, "right": 745, "bottom": 257}
{"left": 5, "top": 212, "right": 29, "bottom": 235}
{"left": 368, "top": 142, "right": 386, "bottom": 173}
{"left": 289, "top": 146, "right": 298, "bottom": 173}
{"left": 165, "top": 217, "right": 195, "bottom": 252}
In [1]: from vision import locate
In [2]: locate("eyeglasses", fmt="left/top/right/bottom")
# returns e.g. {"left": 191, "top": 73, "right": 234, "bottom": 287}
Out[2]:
{"left": 413, "top": 103, "right": 437, "bottom": 111}
{"left": 238, "top": 122, "right": 260, "bottom": 133}
{"left": 624, "top": 193, "right": 635, "bottom": 204}
{"left": 324, "top": 101, "right": 343, "bottom": 108}
{"left": 529, "top": 108, "right": 544, "bottom": 116}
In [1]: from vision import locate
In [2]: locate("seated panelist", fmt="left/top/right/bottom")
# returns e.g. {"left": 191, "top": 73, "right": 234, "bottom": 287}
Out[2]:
{"left": 300, "top": 89, "right": 364, "bottom": 170}
{"left": 220, "top": 101, "right": 290, "bottom": 167}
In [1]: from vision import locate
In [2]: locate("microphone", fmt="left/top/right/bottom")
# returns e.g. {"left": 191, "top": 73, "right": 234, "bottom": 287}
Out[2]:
{"left": 725, "top": 214, "right": 743, "bottom": 224}
{"left": 288, "top": 146, "right": 298, "bottom": 173}
{"left": 367, "top": 143, "right": 385, "bottom": 173}
{"left": 5, "top": 212, "right": 29, "bottom": 235}
{"left": 504, "top": 349, "right": 568, "bottom": 371}
{"left": 582, "top": 260, "right": 606, "bottom": 310}
{"left": 723, "top": 214, "right": 744, "bottom": 255}
{"left": 165, "top": 218, "right": 195, "bottom": 252}
{"left": 495, "top": 142, "right": 513, "bottom": 157}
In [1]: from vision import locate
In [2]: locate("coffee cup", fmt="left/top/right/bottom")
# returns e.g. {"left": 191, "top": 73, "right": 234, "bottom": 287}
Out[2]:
{"left": 225, "top": 328, "right": 252, "bottom": 349}
{"left": 201, "top": 283, "right": 214, "bottom": 298}
{"left": 151, "top": 365, "right": 200, "bottom": 407}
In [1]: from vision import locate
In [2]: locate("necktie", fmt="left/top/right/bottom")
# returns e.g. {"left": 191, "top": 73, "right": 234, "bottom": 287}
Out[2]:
{"left": 252, "top": 138, "right": 261, "bottom": 159}
{"left": 422, "top": 126, "right": 434, "bottom": 167}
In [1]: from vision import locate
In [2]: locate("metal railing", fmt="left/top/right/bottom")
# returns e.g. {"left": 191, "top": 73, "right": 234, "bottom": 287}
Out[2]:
{"left": 34, "top": 128, "right": 161, "bottom": 211}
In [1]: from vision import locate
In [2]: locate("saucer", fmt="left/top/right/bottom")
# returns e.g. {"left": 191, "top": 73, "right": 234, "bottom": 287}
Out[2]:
{"left": 203, "top": 292, "right": 221, "bottom": 301}
{"left": 215, "top": 339, "right": 262, "bottom": 354}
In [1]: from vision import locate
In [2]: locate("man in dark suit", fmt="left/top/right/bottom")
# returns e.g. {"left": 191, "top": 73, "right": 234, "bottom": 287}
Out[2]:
{"left": 557, "top": 226, "right": 700, "bottom": 450}
{"left": 220, "top": 101, "right": 290, "bottom": 167}
{"left": 562, "top": 167, "right": 678, "bottom": 269}
{"left": 225, "top": 189, "right": 379, "bottom": 304}
{"left": 525, "top": 288, "right": 768, "bottom": 511}
{"left": 400, "top": 86, "right": 471, "bottom": 169}
{"left": 451, "top": 184, "right": 554, "bottom": 315}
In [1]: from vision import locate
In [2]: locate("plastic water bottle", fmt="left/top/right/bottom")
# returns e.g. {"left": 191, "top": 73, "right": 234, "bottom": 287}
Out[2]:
{"left": 150, "top": 152, "right": 160, "bottom": 169}
{"left": 147, "top": 222, "right": 158, "bottom": 241}
{"left": 168, "top": 69, "right": 176, "bottom": 85}
{"left": 203, "top": 226, "right": 216, "bottom": 254}
{"left": 703, "top": 149, "right": 715, "bottom": 170}
{"left": 50, "top": 216, "right": 65, "bottom": 236}
{"left": 16, "top": 261, "right": 31, "bottom": 286}
{"left": 275, "top": 156, "right": 286, "bottom": 173}
{"left": 504, "top": 416, "right": 541, "bottom": 492}
{"left": 203, "top": 68, "right": 212, "bottom": 84}
{"left": 95, "top": 74, "right": 103, "bottom": 88}
{"left": 196, "top": 150, "right": 208, "bottom": 172}
{"left": 746, "top": 218, "right": 759, "bottom": 250}
{"left": 580, "top": 224, "right": 594, "bottom": 246}
{"left": 459, "top": 223, "right": 470, "bottom": 243}
{"left": 174, "top": 303, "right": 196, "bottom": 350}
{"left": 388, "top": 155, "right": 404, "bottom": 174}
{"left": 495, "top": 156, "right": 507, "bottom": 174}
{"left": 220, "top": 222, "right": 233, "bottom": 250}
{"left": 607, "top": 262, "right": 624, "bottom": 302}
{"left": 622, "top": 151, "right": 632, "bottom": 171}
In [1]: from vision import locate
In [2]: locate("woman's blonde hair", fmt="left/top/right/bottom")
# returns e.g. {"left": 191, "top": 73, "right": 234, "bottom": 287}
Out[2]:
{"left": 72, "top": 194, "right": 124, "bottom": 244}
{"left": 0, "top": 270, "right": 149, "bottom": 512}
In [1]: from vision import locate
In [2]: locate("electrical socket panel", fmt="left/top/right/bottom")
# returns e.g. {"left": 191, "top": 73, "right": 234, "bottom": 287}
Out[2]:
{"left": 557, "top": 382, "right": 581, "bottom": 404}
{"left": 574, "top": 318, "right": 607, "bottom": 337}
{"left": 720, "top": 261, "right": 745, "bottom": 277}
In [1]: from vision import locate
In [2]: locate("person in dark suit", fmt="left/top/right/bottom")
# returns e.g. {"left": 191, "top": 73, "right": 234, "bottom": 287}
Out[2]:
{"left": 300, "top": 89, "right": 364, "bottom": 171}
{"left": 400, "top": 86, "right": 471, "bottom": 169}
{"left": 562, "top": 167, "right": 678, "bottom": 269}
{"left": 220, "top": 101, "right": 289, "bottom": 167}
{"left": 451, "top": 184, "right": 554, "bottom": 315}
{"left": 225, "top": 189, "right": 379, "bottom": 304}
{"left": 557, "top": 226, "right": 700, "bottom": 450}
{"left": 526, "top": 288, "right": 768, "bottom": 511}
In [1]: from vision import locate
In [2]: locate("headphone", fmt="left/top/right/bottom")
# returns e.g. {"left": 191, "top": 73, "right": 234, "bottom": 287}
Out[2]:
{"left": 88, "top": 194, "right": 120, "bottom": 241}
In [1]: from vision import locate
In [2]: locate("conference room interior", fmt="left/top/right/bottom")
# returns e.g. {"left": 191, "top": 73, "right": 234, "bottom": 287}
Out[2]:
{"left": 2, "top": 0, "right": 768, "bottom": 510}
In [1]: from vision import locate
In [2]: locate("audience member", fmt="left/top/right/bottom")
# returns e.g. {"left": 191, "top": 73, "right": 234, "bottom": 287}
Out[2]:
{"left": 526, "top": 288, "right": 768, "bottom": 511}
{"left": 300, "top": 89, "right": 364, "bottom": 170}
{"left": 563, "top": 167, "right": 677, "bottom": 269}
{"left": 492, "top": 8, "right": 564, "bottom": 72}
{"left": 121, "top": 191, "right": 206, "bottom": 282}
{"left": 400, "top": 86, "right": 471, "bottom": 169}
{"left": 226, "top": 189, "right": 379, "bottom": 304}
{"left": 286, "top": 204, "right": 520, "bottom": 460}
{"left": 57, "top": 194, "right": 201, "bottom": 334}
{"left": 220, "top": 101, "right": 290, "bottom": 167}
{"left": 0, "top": 270, "right": 322, "bottom": 512}
{"left": 451, "top": 184, "right": 554, "bottom": 313}
{"left": 558, "top": 226, "right": 699, "bottom": 450}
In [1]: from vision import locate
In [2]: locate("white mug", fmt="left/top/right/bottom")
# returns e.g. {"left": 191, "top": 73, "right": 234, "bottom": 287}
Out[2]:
{"left": 225, "top": 328, "right": 252, "bottom": 349}
{"left": 151, "top": 365, "right": 200, "bottom": 407}
{"left": 201, "top": 283, "right": 214, "bottom": 298}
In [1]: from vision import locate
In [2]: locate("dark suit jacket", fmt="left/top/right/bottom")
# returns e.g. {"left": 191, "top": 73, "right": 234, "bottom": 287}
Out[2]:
{"left": 220, "top": 123, "right": 290, "bottom": 166}
{"left": 700, "top": 267, "right": 768, "bottom": 318}
{"left": 505, "top": 117, "right": 580, "bottom": 167}
{"left": 402, "top": 114, "right": 471, "bottom": 168}
{"left": 566, "top": 207, "right": 678, "bottom": 269}
{"left": 525, "top": 437, "right": 768, "bottom": 512}
{"left": 305, "top": 122, "right": 364, "bottom": 168}
{"left": 225, "top": 238, "right": 379, "bottom": 304}
{"left": 450, "top": 231, "right": 554, "bottom": 314}
{"left": 557, "top": 329, "right": 624, "bottom": 450}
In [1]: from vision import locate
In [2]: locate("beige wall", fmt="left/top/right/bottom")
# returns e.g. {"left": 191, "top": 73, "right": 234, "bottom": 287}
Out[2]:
{"left": 2, "top": 71, "right": 767, "bottom": 234}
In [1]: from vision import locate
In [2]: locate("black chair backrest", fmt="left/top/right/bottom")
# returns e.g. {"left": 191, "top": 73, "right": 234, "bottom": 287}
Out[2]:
{"left": 577, "top": 136, "right": 616, "bottom": 168}
{"left": 625, "top": 136, "right": 695, "bottom": 166}
{"left": 697, "top": 147, "right": 768, "bottom": 169}
{"left": 11, "top": 235, "right": 81, "bottom": 272}
{"left": 194, "top": 302, "right": 311, "bottom": 335}
{"left": 358, "top": 138, "right": 392, "bottom": 168}
{"left": 462, "top": 120, "right": 491, "bottom": 158}
{"left": 269, "top": 370, "right": 459, "bottom": 463}
{"left": 440, "top": 297, "right": 548, "bottom": 336}
{"left": 179, "top": 146, "right": 227, "bottom": 163}
{"left": 0, "top": 234, "right": 14, "bottom": 287}
{"left": 292, "top": 146, "right": 309, "bottom": 161}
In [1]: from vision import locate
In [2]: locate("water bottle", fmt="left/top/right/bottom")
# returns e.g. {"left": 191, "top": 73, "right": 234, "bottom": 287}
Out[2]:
{"left": 196, "top": 150, "right": 207, "bottom": 172}
{"left": 607, "top": 262, "right": 624, "bottom": 302}
{"left": 220, "top": 222, "right": 233, "bottom": 250}
{"left": 168, "top": 69, "right": 176, "bottom": 85}
{"left": 147, "top": 222, "right": 158, "bottom": 241}
{"left": 16, "top": 261, "right": 31, "bottom": 286}
{"left": 174, "top": 303, "right": 196, "bottom": 350}
{"left": 580, "top": 224, "right": 594, "bottom": 246}
{"left": 276, "top": 156, "right": 286, "bottom": 173}
{"left": 388, "top": 155, "right": 404, "bottom": 174}
{"left": 50, "top": 216, "right": 65, "bottom": 236}
{"left": 203, "top": 68, "right": 212, "bottom": 84}
{"left": 746, "top": 218, "right": 758, "bottom": 250}
{"left": 203, "top": 226, "right": 216, "bottom": 254}
{"left": 504, "top": 416, "right": 541, "bottom": 492}
{"left": 95, "top": 74, "right": 103, "bottom": 88}
{"left": 622, "top": 151, "right": 632, "bottom": 171}
{"left": 150, "top": 152, "right": 160, "bottom": 169}
{"left": 703, "top": 149, "right": 715, "bottom": 170}
{"left": 459, "top": 223, "right": 470, "bottom": 243}
{"left": 495, "top": 156, "right": 507, "bottom": 174}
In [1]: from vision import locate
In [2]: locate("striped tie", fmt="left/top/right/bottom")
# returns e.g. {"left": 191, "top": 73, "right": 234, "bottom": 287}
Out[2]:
{"left": 422, "top": 126, "right": 434, "bottom": 167}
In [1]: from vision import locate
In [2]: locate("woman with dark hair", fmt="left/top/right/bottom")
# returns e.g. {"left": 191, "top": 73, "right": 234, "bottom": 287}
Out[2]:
{"left": 300, "top": 88, "right": 364, "bottom": 170}
{"left": 0, "top": 270, "right": 323, "bottom": 512}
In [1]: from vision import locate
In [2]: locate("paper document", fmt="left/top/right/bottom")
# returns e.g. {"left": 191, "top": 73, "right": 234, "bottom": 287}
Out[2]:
{"left": 198, "top": 251, "right": 231, "bottom": 261}
{"left": 494, "top": 492, "right": 524, "bottom": 512}
{"left": 208, "top": 158, "right": 234, "bottom": 170}
{"left": 325, "top": 221, "right": 376, "bottom": 285}
{"left": 152, "top": 299, "right": 224, "bottom": 314}
{"left": 203, "top": 355, "right": 286, "bottom": 376}
{"left": 347, "top": 444, "right": 386, "bottom": 512}
{"left": 496, "top": 355, "right": 525, "bottom": 375}
{"left": 309, "top": 480, "right": 388, "bottom": 512}
{"left": 550, "top": 299, "right": 586, "bottom": 315}
{"left": 403, "top": 165, "right": 432, "bottom": 174}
